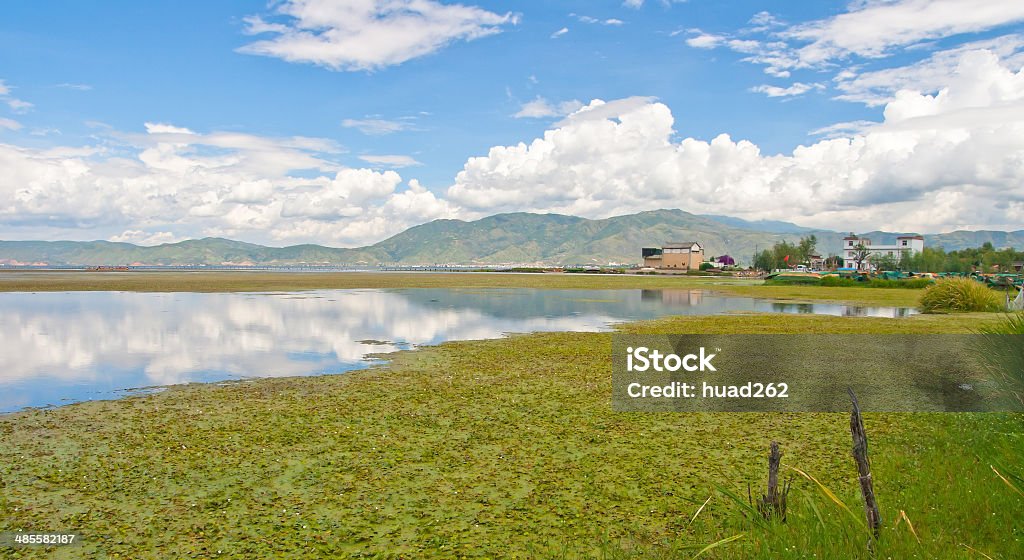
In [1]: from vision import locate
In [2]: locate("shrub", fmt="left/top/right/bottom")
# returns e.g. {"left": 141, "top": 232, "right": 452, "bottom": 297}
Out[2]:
{"left": 765, "top": 276, "right": 821, "bottom": 285}
{"left": 919, "top": 278, "right": 1004, "bottom": 313}
{"left": 819, "top": 276, "right": 933, "bottom": 289}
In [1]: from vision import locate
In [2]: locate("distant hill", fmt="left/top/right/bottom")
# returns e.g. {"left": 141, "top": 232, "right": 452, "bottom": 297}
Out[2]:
{"left": 1, "top": 209, "right": 1021, "bottom": 266}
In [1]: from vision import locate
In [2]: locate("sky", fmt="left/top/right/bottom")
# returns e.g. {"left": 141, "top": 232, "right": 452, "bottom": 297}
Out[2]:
{"left": 1, "top": 0, "right": 1023, "bottom": 247}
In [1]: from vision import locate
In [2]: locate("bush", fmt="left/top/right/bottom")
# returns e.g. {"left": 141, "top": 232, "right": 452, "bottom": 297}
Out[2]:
{"left": 819, "top": 276, "right": 933, "bottom": 289}
{"left": 765, "top": 276, "right": 821, "bottom": 285}
{"left": 919, "top": 278, "right": 1004, "bottom": 313}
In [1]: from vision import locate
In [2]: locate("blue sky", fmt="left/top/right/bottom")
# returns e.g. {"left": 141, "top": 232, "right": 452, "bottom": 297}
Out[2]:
{"left": 1, "top": 1, "right": 1023, "bottom": 247}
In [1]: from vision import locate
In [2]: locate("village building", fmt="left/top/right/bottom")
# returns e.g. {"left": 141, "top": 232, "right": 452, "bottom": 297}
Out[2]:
{"left": 642, "top": 242, "right": 704, "bottom": 271}
{"left": 842, "top": 234, "right": 924, "bottom": 270}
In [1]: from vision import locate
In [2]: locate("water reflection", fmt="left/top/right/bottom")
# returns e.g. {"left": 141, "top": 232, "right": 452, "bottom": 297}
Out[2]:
{"left": 0, "top": 288, "right": 915, "bottom": 411}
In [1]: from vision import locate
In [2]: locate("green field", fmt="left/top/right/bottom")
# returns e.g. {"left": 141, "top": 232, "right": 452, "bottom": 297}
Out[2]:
{"left": 0, "top": 274, "right": 1020, "bottom": 558}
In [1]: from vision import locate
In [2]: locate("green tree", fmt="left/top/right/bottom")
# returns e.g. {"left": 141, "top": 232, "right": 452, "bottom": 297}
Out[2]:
{"left": 797, "top": 235, "right": 818, "bottom": 264}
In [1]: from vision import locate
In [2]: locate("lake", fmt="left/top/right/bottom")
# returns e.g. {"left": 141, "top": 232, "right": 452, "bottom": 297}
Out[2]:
{"left": 0, "top": 288, "right": 916, "bottom": 412}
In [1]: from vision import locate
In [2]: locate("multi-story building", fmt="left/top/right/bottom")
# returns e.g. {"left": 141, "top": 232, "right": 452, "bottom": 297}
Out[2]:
{"left": 842, "top": 234, "right": 924, "bottom": 270}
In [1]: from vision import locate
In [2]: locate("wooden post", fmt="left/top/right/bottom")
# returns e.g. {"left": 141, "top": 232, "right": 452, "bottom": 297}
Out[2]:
{"left": 849, "top": 389, "right": 882, "bottom": 539}
{"left": 758, "top": 440, "right": 789, "bottom": 521}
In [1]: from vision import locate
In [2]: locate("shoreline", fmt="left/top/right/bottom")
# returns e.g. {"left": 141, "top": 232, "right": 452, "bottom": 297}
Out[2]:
{"left": 0, "top": 270, "right": 922, "bottom": 306}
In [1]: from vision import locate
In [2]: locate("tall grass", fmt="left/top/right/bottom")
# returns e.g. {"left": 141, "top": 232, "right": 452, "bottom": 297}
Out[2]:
{"left": 977, "top": 311, "right": 1024, "bottom": 335}
{"left": 975, "top": 312, "right": 1024, "bottom": 408}
{"left": 919, "top": 277, "right": 1003, "bottom": 313}
{"left": 820, "top": 277, "right": 932, "bottom": 289}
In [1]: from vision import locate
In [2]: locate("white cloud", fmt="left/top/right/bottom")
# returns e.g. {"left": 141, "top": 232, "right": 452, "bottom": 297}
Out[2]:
{"left": 513, "top": 97, "right": 584, "bottom": 118}
{"left": 574, "top": 14, "right": 625, "bottom": 26}
{"left": 834, "top": 34, "right": 1024, "bottom": 105}
{"left": 446, "top": 50, "right": 1024, "bottom": 233}
{"left": 237, "top": 0, "right": 518, "bottom": 71}
{"left": 108, "top": 230, "right": 181, "bottom": 245}
{"left": 0, "top": 122, "right": 455, "bottom": 246}
{"left": 784, "top": 0, "right": 1024, "bottom": 67}
{"left": 750, "top": 82, "right": 825, "bottom": 98}
{"left": 0, "top": 118, "right": 21, "bottom": 131}
{"left": 685, "top": 1, "right": 1024, "bottom": 103}
{"left": 4, "top": 49, "right": 1024, "bottom": 245}
{"left": 623, "top": 0, "right": 644, "bottom": 8}
{"left": 144, "top": 122, "right": 195, "bottom": 135}
{"left": 7, "top": 99, "right": 34, "bottom": 113}
{"left": 551, "top": 27, "right": 569, "bottom": 39}
{"left": 358, "top": 154, "right": 423, "bottom": 168}
{"left": 808, "top": 120, "right": 878, "bottom": 138}
{"left": 0, "top": 79, "right": 32, "bottom": 113}
{"left": 685, "top": 32, "right": 724, "bottom": 49}
{"left": 341, "top": 117, "right": 415, "bottom": 135}
{"left": 56, "top": 83, "right": 92, "bottom": 91}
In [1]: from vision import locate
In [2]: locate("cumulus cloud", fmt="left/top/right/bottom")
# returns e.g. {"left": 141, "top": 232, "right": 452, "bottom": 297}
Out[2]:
{"left": 4, "top": 48, "right": 1024, "bottom": 245}
{"left": 237, "top": 0, "right": 518, "bottom": 71}
{"left": 513, "top": 97, "right": 584, "bottom": 118}
{"left": 834, "top": 34, "right": 1024, "bottom": 105}
{"left": 0, "top": 122, "right": 455, "bottom": 246}
{"left": 446, "top": 49, "right": 1024, "bottom": 233}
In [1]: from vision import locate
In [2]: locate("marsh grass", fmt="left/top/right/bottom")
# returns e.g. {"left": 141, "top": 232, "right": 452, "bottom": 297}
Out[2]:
{"left": 920, "top": 278, "right": 1004, "bottom": 313}
{"left": 0, "top": 302, "right": 1019, "bottom": 557}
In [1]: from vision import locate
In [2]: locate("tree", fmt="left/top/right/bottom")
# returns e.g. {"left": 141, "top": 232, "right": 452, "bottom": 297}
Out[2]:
{"left": 852, "top": 243, "right": 871, "bottom": 271}
{"left": 797, "top": 235, "right": 818, "bottom": 264}
{"left": 872, "top": 252, "right": 898, "bottom": 271}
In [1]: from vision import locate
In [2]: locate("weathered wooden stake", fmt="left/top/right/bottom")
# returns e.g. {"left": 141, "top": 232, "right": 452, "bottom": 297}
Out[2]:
{"left": 849, "top": 389, "right": 882, "bottom": 539}
{"left": 757, "top": 440, "right": 790, "bottom": 521}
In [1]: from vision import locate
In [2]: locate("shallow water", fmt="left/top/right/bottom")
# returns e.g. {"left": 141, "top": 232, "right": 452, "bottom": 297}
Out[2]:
{"left": 0, "top": 288, "right": 915, "bottom": 412}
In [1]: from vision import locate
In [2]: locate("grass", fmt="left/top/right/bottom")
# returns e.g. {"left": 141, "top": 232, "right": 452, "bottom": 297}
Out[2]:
{"left": 978, "top": 311, "right": 1024, "bottom": 335}
{"left": 0, "top": 271, "right": 925, "bottom": 307}
{"left": 1, "top": 307, "right": 1021, "bottom": 558}
{"left": 920, "top": 278, "right": 1005, "bottom": 313}
{"left": 819, "top": 276, "right": 934, "bottom": 289}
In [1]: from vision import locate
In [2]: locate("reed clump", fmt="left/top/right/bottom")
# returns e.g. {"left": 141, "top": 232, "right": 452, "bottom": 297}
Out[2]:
{"left": 919, "top": 278, "right": 1003, "bottom": 313}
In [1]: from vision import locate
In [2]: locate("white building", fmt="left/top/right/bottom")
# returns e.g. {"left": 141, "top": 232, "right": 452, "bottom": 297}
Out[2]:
{"left": 842, "top": 234, "right": 924, "bottom": 270}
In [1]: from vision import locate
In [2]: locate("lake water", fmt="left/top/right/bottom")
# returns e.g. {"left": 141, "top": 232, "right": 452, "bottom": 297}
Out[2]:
{"left": 0, "top": 288, "right": 916, "bottom": 412}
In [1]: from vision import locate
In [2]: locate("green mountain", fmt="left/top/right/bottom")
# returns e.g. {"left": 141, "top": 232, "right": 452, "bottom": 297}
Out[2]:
{"left": 1, "top": 209, "right": 1021, "bottom": 266}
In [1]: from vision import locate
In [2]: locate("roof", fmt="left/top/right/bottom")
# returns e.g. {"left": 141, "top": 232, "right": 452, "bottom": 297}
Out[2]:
{"left": 896, "top": 235, "right": 924, "bottom": 240}
{"left": 663, "top": 242, "right": 702, "bottom": 249}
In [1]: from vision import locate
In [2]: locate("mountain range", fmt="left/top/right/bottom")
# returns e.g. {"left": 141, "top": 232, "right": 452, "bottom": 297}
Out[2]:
{"left": 1, "top": 209, "right": 1022, "bottom": 267}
